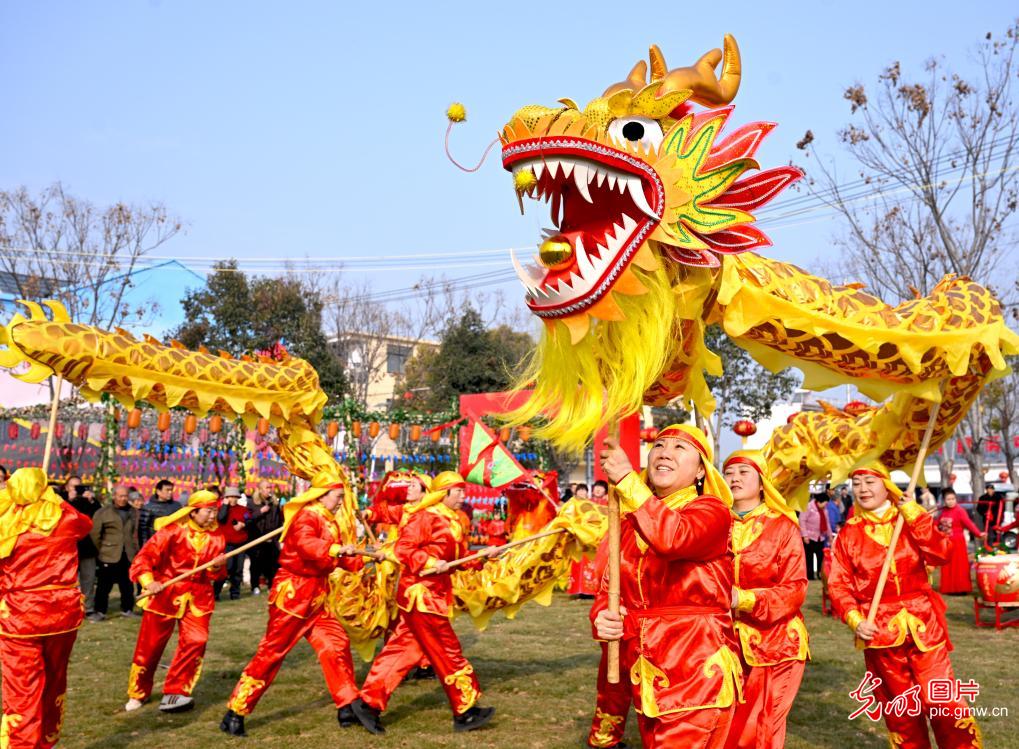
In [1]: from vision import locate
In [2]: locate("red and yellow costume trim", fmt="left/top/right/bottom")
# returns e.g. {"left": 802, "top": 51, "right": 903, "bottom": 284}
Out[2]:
{"left": 828, "top": 464, "right": 982, "bottom": 748}
{"left": 127, "top": 490, "right": 225, "bottom": 702}
{"left": 721, "top": 451, "right": 808, "bottom": 749}
{"left": 0, "top": 468, "right": 92, "bottom": 749}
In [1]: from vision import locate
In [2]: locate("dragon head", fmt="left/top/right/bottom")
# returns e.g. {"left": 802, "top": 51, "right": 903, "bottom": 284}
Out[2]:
{"left": 499, "top": 37, "right": 801, "bottom": 449}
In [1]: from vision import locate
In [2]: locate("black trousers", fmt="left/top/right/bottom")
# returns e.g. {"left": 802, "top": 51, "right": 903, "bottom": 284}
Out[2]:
{"left": 249, "top": 542, "right": 279, "bottom": 590}
{"left": 804, "top": 539, "right": 825, "bottom": 581}
{"left": 214, "top": 544, "right": 245, "bottom": 599}
{"left": 95, "top": 552, "right": 135, "bottom": 614}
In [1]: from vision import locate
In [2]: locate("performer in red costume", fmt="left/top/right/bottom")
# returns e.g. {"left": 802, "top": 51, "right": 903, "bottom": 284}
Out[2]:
{"left": 721, "top": 450, "right": 808, "bottom": 749}
{"left": 936, "top": 489, "right": 985, "bottom": 595}
{"left": 595, "top": 424, "right": 741, "bottom": 749}
{"left": 0, "top": 468, "right": 92, "bottom": 749}
{"left": 828, "top": 464, "right": 982, "bottom": 748}
{"left": 125, "top": 489, "right": 226, "bottom": 713}
{"left": 364, "top": 470, "right": 429, "bottom": 541}
{"left": 220, "top": 470, "right": 369, "bottom": 737}
{"left": 352, "top": 471, "right": 498, "bottom": 735}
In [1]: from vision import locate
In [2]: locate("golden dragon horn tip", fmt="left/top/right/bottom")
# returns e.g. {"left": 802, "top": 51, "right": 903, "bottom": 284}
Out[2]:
{"left": 16, "top": 300, "right": 46, "bottom": 321}
{"left": 42, "top": 299, "right": 70, "bottom": 323}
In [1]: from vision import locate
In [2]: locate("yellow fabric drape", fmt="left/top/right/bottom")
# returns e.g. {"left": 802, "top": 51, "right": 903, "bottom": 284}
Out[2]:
{"left": 0, "top": 468, "right": 65, "bottom": 559}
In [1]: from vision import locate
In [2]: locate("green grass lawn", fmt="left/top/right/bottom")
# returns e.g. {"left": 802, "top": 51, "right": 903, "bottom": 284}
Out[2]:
{"left": 58, "top": 582, "right": 1017, "bottom": 748}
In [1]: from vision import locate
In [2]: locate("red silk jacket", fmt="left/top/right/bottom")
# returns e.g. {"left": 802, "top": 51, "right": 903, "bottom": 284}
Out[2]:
{"left": 130, "top": 519, "right": 227, "bottom": 619}
{"left": 731, "top": 505, "right": 809, "bottom": 666}
{"left": 393, "top": 503, "right": 478, "bottom": 617}
{"left": 0, "top": 504, "right": 92, "bottom": 637}
{"left": 270, "top": 502, "right": 359, "bottom": 619}
{"left": 591, "top": 474, "right": 742, "bottom": 719}
{"left": 828, "top": 502, "right": 953, "bottom": 650}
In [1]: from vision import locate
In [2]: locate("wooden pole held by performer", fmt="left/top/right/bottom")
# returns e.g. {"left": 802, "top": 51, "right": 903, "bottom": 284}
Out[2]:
{"left": 606, "top": 421, "right": 622, "bottom": 684}
{"left": 863, "top": 399, "right": 942, "bottom": 632}
{"left": 359, "top": 509, "right": 379, "bottom": 546}
{"left": 421, "top": 528, "right": 566, "bottom": 575}
{"left": 41, "top": 375, "right": 63, "bottom": 475}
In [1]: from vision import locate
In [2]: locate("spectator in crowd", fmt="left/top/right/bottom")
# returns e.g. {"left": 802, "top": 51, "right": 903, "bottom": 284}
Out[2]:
{"left": 839, "top": 485, "right": 854, "bottom": 520}
{"left": 64, "top": 475, "right": 83, "bottom": 500}
{"left": 138, "top": 480, "right": 180, "bottom": 547}
{"left": 800, "top": 493, "right": 832, "bottom": 580}
{"left": 89, "top": 485, "right": 140, "bottom": 621}
{"left": 824, "top": 489, "right": 843, "bottom": 534}
{"left": 977, "top": 485, "right": 1002, "bottom": 541}
{"left": 216, "top": 486, "right": 250, "bottom": 601}
{"left": 70, "top": 482, "right": 102, "bottom": 616}
{"left": 591, "top": 480, "right": 608, "bottom": 502}
{"left": 574, "top": 484, "right": 589, "bottom": 500}
{"left": 0, "top": 464, "right": 7, "bottom": 490}
{"left": 246, "top": 480, "right": 283, "bottom": 595}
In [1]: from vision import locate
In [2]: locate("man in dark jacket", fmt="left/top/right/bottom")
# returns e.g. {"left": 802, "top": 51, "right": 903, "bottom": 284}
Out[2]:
{"left": 138, "top": 479, "right": 180, "bottom": 547}
{"left": 70, "top": 480, "right": 102, "bottom": 615}
{"left": 90, "top": 485, "right": 140, "bottom": 621}
{"left": 245, "top": 480, "right": 283, "bottom": 595}
{"left": 215, "top": 486, "right": 250, "bottom": 601}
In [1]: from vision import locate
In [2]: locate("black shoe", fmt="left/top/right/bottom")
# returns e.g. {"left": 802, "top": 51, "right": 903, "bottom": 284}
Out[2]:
{"left": 219, "top": 709, "right": 247, "bottom": 737}
{"left": 350, "top": 698, "right": 385, "bottom": 735}
{"left": 337, "top": 703, "right": 356, "bottom": 728}
{"left": 453, "top": 705, "right": 495, "bottom": 732}
{"left": 412, "top": 665, "right": 435, "bottom": 680}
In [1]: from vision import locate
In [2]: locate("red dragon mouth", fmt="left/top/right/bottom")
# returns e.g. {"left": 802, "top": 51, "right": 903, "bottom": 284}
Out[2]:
{"left": 502, "top": 138, "right": 664, "bottom": 319}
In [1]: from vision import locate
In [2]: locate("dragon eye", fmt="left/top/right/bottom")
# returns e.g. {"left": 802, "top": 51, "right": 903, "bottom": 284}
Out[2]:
{"left": 608, "top": 116, "right": 664, "bottom": 151}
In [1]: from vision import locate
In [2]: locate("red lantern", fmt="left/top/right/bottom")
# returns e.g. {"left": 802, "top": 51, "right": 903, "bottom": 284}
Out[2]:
{"left": 388, "top": 423, "right": 401, "bottom": 440}
{"left": 327, "top": 421, "right": 339, "bottom": 439}
{"left": 7, "top": 423, "right": 19, "bottom": 441}
{"left": 198, "top": 428, "right": 209, "bottom": 443}
{"left": 1000, "top": 471, "right": 1010, "bottom": 482}
{"left": 30, "top": 422, "right": 41, "bottom": 440}
{"left": 209, "top": 414, "right": 223, "bottom": 434}
{"left": 161, "top": 429, "right": 171, "bottom": 442}
{"left": 351, "top": 421, "right": 362, "bottom": 438}
{"left": 733, "top": 420, "right": 757, "bottom": 438}
{"left": 127, "top": 408, "right": 142, "bottom": 429}
{"left": 100, "top": 425, "right": 107, "bottom": 441}
{"left": 257, "top": 418, "right": 270, "bottom": 436}
{"left": 410, "top": 424, "right": 422, "bottom": 441}
{"left": 157, "top": 412, "right": 171, "bottom": 432}
{"left": 55, "top": 422, "right": 65, "bottom": 439}
{"left": 498, "top": 427, "right": 511, "bottom": 443}
{"left": 844, "top": 400, "right": 870, "bottom": 416}
{"left": 119, "top": 426, "right": 128, "bottom": 441}
{"left": 368, "top": 421, "right": 380, "bottom": 438}
{"left": 403, "top": 391, "right": 414, "bottom": 401}
{"left": 77, "top": 424, "right": 88, "bottom": 440}
{"left": 518, "top": 426, "right": 532, "bottom": 442}
{"left": 431, "top": 429, "right": 442, "bottom": 443}
{"left": 184, "top": 414, "right": 197, "bottom": 434}
{"left": 140, "top": 428, "right": 151, "bottom": 443}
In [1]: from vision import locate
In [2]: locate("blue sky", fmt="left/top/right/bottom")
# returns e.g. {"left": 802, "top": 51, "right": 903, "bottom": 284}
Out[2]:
{"left": 2, "top": 1, "right": 1016, "bottom": 323}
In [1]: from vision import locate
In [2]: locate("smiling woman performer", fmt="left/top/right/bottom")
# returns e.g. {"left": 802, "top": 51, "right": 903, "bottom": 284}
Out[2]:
{"left": 828, "top": 463, "right": 982, "bottom": 749}
{"left": 596, "top": 424, "right": 741, "bottom": 749}
{"left": 721, "top": 450, "right": 808, "bottom": 749}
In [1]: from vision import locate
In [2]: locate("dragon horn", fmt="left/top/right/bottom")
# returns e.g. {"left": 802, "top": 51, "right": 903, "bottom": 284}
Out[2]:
{"left": 655, "top": 34, "right": 742, "bottom": 107}
{"left": 602, "top": 59, "right": 649, "bottom": 96}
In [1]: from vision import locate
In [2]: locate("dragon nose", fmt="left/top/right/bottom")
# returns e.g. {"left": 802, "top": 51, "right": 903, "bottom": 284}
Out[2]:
{"left": 538, "top": 236, "right": 574, "bottom": 269}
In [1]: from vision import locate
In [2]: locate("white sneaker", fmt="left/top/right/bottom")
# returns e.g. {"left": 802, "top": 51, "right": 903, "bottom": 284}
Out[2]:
{"left": 159, "top": 693, "right": 195, "bottom": 713}
{"left": 252, "top": 587, "right": 261, "bottom": 595}
{"left": 124, "top": 698, "right": 145, "bottom": 712}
